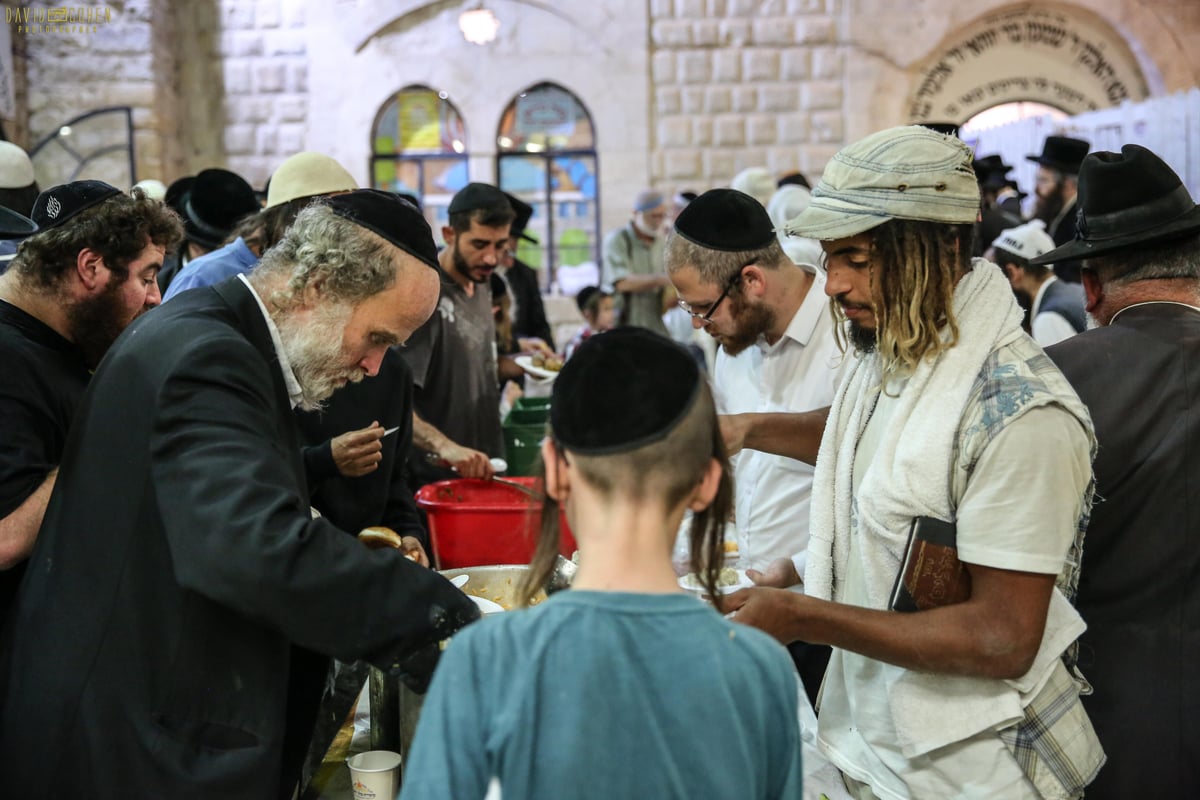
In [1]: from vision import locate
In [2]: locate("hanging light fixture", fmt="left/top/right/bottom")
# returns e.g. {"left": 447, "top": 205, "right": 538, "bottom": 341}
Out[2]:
{"left": 459, "top": 4, "right": 500, "bottom": 45}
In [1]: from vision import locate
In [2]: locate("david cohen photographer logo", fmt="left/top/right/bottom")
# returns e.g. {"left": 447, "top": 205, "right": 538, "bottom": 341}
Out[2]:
{"left": 5, "top": 5, "right": 112, "bottom": 34}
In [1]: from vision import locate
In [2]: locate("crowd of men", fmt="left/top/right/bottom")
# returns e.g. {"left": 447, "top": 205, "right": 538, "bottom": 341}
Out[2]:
{"left": 0, "top": 125, "right": 1194, "bottom": 798}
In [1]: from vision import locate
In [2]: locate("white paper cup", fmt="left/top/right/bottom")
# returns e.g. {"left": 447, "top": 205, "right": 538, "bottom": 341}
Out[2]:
{"left": 347, "top": 750, "right": 402, "bottom": 800}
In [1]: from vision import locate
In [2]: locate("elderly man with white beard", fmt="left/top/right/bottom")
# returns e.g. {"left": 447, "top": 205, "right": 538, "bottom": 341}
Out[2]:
{"left": 0, "top": 190, "right": 480, "bottom": 800}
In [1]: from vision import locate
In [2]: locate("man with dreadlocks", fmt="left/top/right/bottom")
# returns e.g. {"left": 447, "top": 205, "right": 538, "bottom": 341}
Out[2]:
{"left": 724, "top": 126, "right": 1105, "bottom": 799}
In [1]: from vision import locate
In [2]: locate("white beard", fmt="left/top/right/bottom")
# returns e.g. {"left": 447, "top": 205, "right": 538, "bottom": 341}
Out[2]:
{"left": 632, "top": 217, "right": 660, "bottom": 239}
{"left": 275, "top": 303, "right": 363, "bottom": 411}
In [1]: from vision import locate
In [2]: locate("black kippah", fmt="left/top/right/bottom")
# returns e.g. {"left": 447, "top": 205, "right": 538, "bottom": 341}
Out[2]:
{"left": 326, "top": 189, "right": 440, "bottom": 271}
{"left": 672, "top": 188, "right": 777, "bottom": 252}
{"left": 551, "top": 328, "right": 701, "bottom": 456}
{"left": 448, "top": 182, "right": 510, "bottom": 215}
{"left": 32, "top": 180, "right": 122, "bottom": 231}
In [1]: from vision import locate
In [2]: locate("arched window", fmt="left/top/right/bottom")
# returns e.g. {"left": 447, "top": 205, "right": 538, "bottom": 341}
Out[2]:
{"left": 371, "top": 85, "right": 469, "bottom": 235}
{"left": 496, "top": 83, "right": 598, "bottom": 289}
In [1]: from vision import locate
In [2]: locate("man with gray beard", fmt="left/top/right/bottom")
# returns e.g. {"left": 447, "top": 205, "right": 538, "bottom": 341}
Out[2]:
{"left": 1039, "top": 144, "right": 1200, "bottom": 799}
{"left": 0, "top": 190, "right": 480, "bottom": 800}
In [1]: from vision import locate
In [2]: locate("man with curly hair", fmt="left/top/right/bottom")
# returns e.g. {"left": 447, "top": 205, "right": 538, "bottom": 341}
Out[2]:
{"left": 725, "top": 126, "right": 1105, "bottom": 799}
{"left": 0, "top": 181, "right": 181, "bottom": 618}
{"left": 0, "top": 190, "right": 479, "bottom": 799}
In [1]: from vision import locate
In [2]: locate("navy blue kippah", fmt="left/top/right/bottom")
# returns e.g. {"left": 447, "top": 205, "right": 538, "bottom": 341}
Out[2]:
{"left": 326, "top": 189, "right": 440, "bottom": 271}
{"left": 673, "top": 188, "right": 777, "bottom": 252}
{"left": 551, "top": 328, "right": 701, "bottom": 456}
{"left": 32, "top": 180, "right": 121, "bottom": 231}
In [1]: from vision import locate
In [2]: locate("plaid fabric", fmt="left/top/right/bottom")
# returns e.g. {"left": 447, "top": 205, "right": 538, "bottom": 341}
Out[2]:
{"left": 954, "top": 335, "right": 1097, "bottom": 670}
{"left": 999, "top": 661, "right": 1106, "bottom": 799}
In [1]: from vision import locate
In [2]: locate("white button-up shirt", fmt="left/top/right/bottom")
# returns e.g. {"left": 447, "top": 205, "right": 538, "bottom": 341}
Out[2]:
{"left": 713, "top": 269, "right": 849, "bottom": 575}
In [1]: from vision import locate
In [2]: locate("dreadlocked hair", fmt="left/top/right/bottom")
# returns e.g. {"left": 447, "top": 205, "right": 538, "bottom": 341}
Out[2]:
{"left": 869, "top": 219, "right": 973, "bottom": 385}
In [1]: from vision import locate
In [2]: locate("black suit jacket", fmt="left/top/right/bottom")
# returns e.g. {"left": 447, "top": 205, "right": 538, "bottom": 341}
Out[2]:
{"left": 294, "top": 349, "right": 425, "bottom": 542}
{"left": 505, "top": 258, "right": 554, "bottom": 349}
{"left": 1047, "top": 303, "right": 1200, "bottom": 798}
{"left": 0, "top": 278, "right": 477, "bottom": 799}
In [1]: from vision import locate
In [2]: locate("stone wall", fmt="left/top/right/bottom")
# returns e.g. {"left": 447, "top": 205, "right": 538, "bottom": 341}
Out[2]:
{"left": 647, "top": 0, "right": 844, "bottom": 195}
{"left": 9, "top": 0, "right": 1200, "bottom": 215}
{"left": 217, "top": 0, "right": 309, "bottom": 187}
{"left": 20, "top": 0, "right": 164, "bottom": 188}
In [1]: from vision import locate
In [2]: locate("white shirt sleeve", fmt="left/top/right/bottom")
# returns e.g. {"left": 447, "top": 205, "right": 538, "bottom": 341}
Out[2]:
{"left": 955, "top": 405, "right": 1091, "bottom": 575}
{"left": 1032, "top": 312, "right": 1078, "bottom": 347}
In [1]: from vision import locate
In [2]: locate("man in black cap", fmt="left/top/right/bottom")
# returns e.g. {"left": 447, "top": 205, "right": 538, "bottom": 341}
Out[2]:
{"left": 1037, "top": 144, "right": 1200, "bottom": 800}
{"left": 1027, "top": 135, "right": 1090, "bottom": 281}
{"left": 400, "top": 182, "right": 515, "bottom": 488}
{"left": 665, "top": 188, "right": 846, "bottom": 704}
{"left": 0, "top": 190, "right": 479, "bottom": 799}
{"left": 972, "top": 155, "right": 1023, "bottom": 258}
{"left": 156, "top": 167, "right": 261, "bottom": 292}
{"left": 0, "top": 181, "right": 180, "bottom": 623}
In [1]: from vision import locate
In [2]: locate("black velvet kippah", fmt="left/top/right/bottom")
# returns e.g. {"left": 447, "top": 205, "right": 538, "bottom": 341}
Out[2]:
{"left": 326, "top": 189, "right": 440, "bottom": 271}
{"left": 448, "top": 182, "right": 509, "bottom": 215}
{"left": 673, "top": 188, "right": 776, "bottom": 252}
{"left": 32, "top": 180, "right": 121, "bottom": 231}
{"left": 551, "top": 328, "right": 701, "bottom": 456}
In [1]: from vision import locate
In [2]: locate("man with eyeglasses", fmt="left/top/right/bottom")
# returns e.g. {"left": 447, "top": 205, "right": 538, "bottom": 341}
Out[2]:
{"left": 664, "top": 188, "right": 847, "bottom": 704}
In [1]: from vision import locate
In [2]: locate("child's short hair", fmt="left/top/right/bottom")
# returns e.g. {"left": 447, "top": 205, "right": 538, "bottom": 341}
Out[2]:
{"left": 574, "top": 285, "right": 610, "bottom": 318}
{"left": 520, "top": 329, "right": 733, "bottom": 603}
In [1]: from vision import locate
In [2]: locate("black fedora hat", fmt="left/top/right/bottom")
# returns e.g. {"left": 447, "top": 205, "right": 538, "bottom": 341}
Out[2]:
{"left": 973, "top": 154, "right": 1011, "bottom": 175}
{"left": 1026, "top": 135, "right": 1089, "bottom": 174}
{"left": 1030, "top": 144, "right": 1200, "bottom": 265}
{"left": 502, "top": 191, "right": 537, "bottom": 244}
{"left": 973, "top": 154, "right": 1013, "bottom": 190}
{"left": 179, "top": 168, "right": 260, "bottom": 249}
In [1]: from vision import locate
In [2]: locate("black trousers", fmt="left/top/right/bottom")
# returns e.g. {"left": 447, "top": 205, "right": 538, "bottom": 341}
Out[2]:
{"left": 787, "top": 640, "right": 832, "bottom": 708}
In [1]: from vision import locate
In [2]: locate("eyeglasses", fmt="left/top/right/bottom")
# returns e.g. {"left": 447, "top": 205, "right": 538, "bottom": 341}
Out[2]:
{"left": 677, "top": 264, "right": 748, "bottom": 325}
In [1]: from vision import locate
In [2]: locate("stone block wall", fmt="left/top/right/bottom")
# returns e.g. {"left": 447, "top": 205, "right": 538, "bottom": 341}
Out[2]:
{"left": 648, "top": 0, "right": 846, "bottom": 195}
{"left": 217, "top": 0, "right": 309, "bottom": 187}
{"left": 20, "top": 0, "right": 166, "bottom": 188}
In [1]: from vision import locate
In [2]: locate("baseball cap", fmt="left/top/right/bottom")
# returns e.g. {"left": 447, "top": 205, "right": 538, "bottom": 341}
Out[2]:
{"left": 990, "top": 220, "right": 1056, "bottom": 262}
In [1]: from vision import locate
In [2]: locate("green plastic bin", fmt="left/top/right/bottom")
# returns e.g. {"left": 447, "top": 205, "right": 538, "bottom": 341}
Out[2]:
{"left": 504, "top": 406, "right": 549, "bottom": 427}
{"left": 514, "top": 396, "right": 551, "bottom": 412}
{"left": 503, "top": 421, "right": 546, "bottom": 477}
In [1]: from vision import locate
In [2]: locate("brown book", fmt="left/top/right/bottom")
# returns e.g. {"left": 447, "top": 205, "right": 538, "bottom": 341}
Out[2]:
{"left": 888, "top": 516, "right": 972, "bottom": 612}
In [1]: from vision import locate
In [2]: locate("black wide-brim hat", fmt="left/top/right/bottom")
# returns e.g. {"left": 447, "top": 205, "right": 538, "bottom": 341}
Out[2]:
{"left": 1026, "top": 135, "right": 1090, "bottom": 175}
{"left": 1030, "top": 144, "right": 1200, "bottom": 265}
{"left": 180, "top": 168, "right": 260, "bottom": 249}
{"left": 973, "top": 154, "right": 1013, "bottom": 189}
{"left": 503, "top": 191, "right": 538, "bottom": 244}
